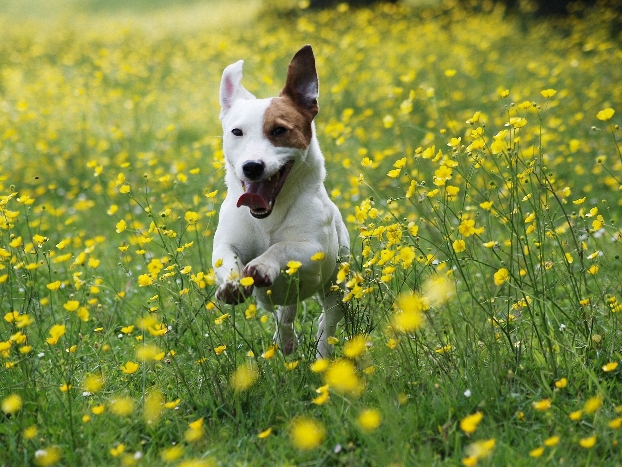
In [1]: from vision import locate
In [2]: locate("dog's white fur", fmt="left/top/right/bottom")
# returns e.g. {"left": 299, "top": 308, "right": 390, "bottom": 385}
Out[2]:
{"left": 212, "top": 45, "right": 349, "bottom": 358}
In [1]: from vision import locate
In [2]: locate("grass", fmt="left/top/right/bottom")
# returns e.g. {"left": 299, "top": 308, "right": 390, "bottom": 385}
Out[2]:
{"left": 1, "top": 0, "right": 621, "bottom": 465}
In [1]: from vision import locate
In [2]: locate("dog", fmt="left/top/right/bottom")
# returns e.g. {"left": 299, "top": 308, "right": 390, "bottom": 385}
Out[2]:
{"left": 212, "top": 45, "right": 350, "bottom": 358}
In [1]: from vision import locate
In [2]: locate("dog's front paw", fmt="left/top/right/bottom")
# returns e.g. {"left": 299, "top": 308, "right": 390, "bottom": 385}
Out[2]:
{"left": 243, "top": 260, "right": 279, "bottom": 288}
{"left": 215, "top": 281, "right": 253, "bottom": 305}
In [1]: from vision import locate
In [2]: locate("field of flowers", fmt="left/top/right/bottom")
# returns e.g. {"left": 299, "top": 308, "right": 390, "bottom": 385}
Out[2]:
{"left": 1, "top": 0, "right": 621, "bottom": 465}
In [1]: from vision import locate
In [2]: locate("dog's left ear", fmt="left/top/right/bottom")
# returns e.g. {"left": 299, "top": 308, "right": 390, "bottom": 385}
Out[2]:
{"left": 220, "top": 60, "right": 256, "bottom": 120}
{"left": 280, "top": 45, "right": 319, "bottom": 118}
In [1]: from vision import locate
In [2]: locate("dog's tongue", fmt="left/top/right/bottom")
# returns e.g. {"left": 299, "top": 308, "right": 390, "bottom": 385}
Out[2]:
{"left": 236, "top": 181, "right": 273, "bottom": 211}
{"left": 237, "top": 191, "right": 269, "bottom": 211}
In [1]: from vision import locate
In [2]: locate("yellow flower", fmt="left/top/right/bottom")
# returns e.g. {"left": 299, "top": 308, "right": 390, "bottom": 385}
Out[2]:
{"left": 214, "top": 345, "right": 227, "bottom": 355}
{"left": 596, "top": 108, "right": 615, "bottom": 121}
{"left": 239, "top": 276, "right": 254, "bottom": 287}
{"left": 423, "top": 275, "right": 454, "bottom": 307}
{"left": 110, "top": 444, "right": 125, "bottom": 457}
{"left": 290, "top": 417, "right": 325, "bottom": 451}
{"left": 569, "top": 410, "right": 582, "bottom": 420}
{"left": 554, "top": 377, "right": 567, "bottom": 389}
{"left": 433, "top": 165, "right": 453, "bottom": 186}
{"left": 46, "top": 281, "right": 62, "bottom": 291}
{"left": 148, "top": 323, "right": 168, "bottom": 336}
{"left": 447, "top": 137, "right": 461, "bottom": 147}
{"left": 323, "top": 358, "right": 364, "bottom": 396}
{"left": 230, "top": 363, "right": 258, "bottom": 392}
{"left": 386, "top": 338, "right": 399, "bottom": 350}
{"left": 465, "top": 438, "right": 496, "bottom": 460}
{"left": 109, "top": 396, "right": 135, "bottom": 416}
{"left": 34, "top": 446, "right": 62, "bottom": 466}
{"left": 579, "top": 435, "right": 596, "bottom": 449}
{"left": 261, "top": 345, "right": 276, "bottom": 359}
{"left": 458, "top": 218, "right": 484, "bottom": 237}
{"left": 608, "top": 417, "right": 622, "bottom": 429}
{"left": 544, "top": 435, "right": 560, "bottom": 446}
{"left": 23, "top": 425, "right": 38, "bottom": 439}
{"left": 184, "top": 417, "right": 205, "bottom": 442}
{"left": 479, "top": 200, "right": 493, "bottom": 211}
{"left": 137, "top": 274, "right": 154, "bottom": 286}
{"left": 310, "top": 252, "right": 325, "bottom": 261}
{"left": 532, "top": 399, "right": 552, "bottom": 411}
{"left": 508, "top": 116, "right": 527, "bottom": 128}
{"left": 312, "top": 385, "right": 330, "bottom": 405}
{"left": 214, "top": 313, "right": 229, "bottom": 325}
{"left": 257, "top": 427, "right": 272, "bottom": 439}
{"left": 91, "top": 404, "right": 105, "bottom": 415}
{"left": 83, "top": 374, "right": 103, "bottom": 393}
{"left": 116, "top": 219, "right": 127, "bottom": 233}
{"left": 164, "top": 398, "right": 181, "bottom": 409}
{"left": 120, "top": 361, "right": 139, "bottom": 374}
{"left": 310, "top": 358, "right": 329, "bottom": 373}
{"left": 286, "top": 260, "right": 302, "bottom": 275}
{"left": 143, "top": 390, "right": 164, "bottom": 425}
{"left": 244, "top": 304, "right": 257, "bottom": 319}
{"left": 284, "top": 361, "right": 299, "bottom": 370}
{"left": 452, "top": 239, "right": 466, "bottom": 253}
{"left": 392, "top": 291, "right": 427, "bottom": 333}
{"left": 541, "top": 89, "right": 557, "bottom": 98}
{"left": 460, "top": 411, "right": 483, "bottom": 434}
{"left": 160, "top": 446, "right": 184, "bottom": 462}
{"left": 2, "top": 393, "right": 22, "bottom": 414}
{"left": 583, "top": 395, "right": 602, "bottom": 414}
{"left": 46, "top": 324, "right": 66, "bottom": 345}
{"left": 357, "top": 408, "right": 382, "bottom": 432}
{"left": 63, "top": 300, "right": 80, "bottom": 312}
{"left": 466, "top": 111, "right": 481, "bottom": 124}
{"left": 136, "top": 344, "right": 161, "bottom": 362}
{"left": 529, "top": 446, "right": 544, "bottom": 458}
{"left": 602, "top": 362, "right": 618, "bottom": 372}
{"left": 343, "top": 335, "right": 368, "bottom": 358}
{"left": 184, "top": 211, "right": 199, "bottom": 224}
{"left": 493, "top": 268, "right": 510, "bottom": 286}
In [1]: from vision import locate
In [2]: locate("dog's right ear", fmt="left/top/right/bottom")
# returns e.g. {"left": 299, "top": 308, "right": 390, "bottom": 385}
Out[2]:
{"left": 220, "top": 60, "right": 256, "bottom": 120}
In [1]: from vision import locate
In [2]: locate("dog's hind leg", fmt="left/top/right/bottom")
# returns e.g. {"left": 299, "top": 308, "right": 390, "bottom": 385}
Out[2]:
{"left": 316, "top": 291, "right": 345, "bottom": 359}
{"left": 274, "top": 304, "right": 298, "bottom": 355}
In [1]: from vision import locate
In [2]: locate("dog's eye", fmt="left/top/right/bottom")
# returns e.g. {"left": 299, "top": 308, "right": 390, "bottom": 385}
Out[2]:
{"left": 231, "top": 128, "right": 243, "bottom": 137}
{"left": 272, "top": 127, "right": 287, "bottom": 137}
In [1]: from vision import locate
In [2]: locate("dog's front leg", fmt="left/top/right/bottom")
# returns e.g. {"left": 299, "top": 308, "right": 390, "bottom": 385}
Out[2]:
{"left": 242, "top": 241, "right": 321, "bottom": 288}
{"left": 212, "top": 244, "right": 253, "bottom": 305}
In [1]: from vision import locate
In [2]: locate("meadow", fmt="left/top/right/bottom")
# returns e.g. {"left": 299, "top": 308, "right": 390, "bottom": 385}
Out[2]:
{"left": 1, "top": 0, "right": 621, "bottom": 465}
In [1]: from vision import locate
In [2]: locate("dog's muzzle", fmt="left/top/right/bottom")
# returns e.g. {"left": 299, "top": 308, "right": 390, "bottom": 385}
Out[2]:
{"left": 237, "top": 160, "right": 294, "bottom": 219}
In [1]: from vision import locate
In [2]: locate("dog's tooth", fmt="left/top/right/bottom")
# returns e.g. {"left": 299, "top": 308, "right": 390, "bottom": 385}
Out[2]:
{"left": 268, "top": 201, "right": 273, "bottom": 208}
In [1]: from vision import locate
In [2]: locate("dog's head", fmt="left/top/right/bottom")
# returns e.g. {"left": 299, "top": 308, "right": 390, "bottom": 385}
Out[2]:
{"left": 219, "top": 45, "right": 319, "bottom": 219}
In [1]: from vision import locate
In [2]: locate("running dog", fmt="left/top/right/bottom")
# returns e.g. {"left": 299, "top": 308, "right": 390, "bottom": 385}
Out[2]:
{"left": 212, "top": 45, "right": 349, "bottom": 358}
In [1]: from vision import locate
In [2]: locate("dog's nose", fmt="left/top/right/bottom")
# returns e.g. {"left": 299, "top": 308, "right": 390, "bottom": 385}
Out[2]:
{"left": 242, "top": 161, "right": 265, "bottom": 180}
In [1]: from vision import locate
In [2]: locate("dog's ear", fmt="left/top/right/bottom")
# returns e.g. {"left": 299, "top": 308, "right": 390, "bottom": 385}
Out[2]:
{"left": 220, "top": 60, "right": 256, "bottom": 120}
{"left": 280, "top": 45, "right": 319, "bottom": 118}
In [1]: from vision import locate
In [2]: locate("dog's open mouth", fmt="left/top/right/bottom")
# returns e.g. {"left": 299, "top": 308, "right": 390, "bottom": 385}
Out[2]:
{"left": 237, "top": 161, "right": 294, "bottom": 219}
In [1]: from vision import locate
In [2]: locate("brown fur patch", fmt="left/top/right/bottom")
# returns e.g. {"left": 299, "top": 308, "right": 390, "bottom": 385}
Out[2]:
{"left": 263, "top": 96, "right": 314, "bottom": 149}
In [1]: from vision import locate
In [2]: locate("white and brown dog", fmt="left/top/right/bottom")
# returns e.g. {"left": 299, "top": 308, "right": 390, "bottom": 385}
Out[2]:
{"left": 212, "top": 45, "right": 350, "bottom": 358}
